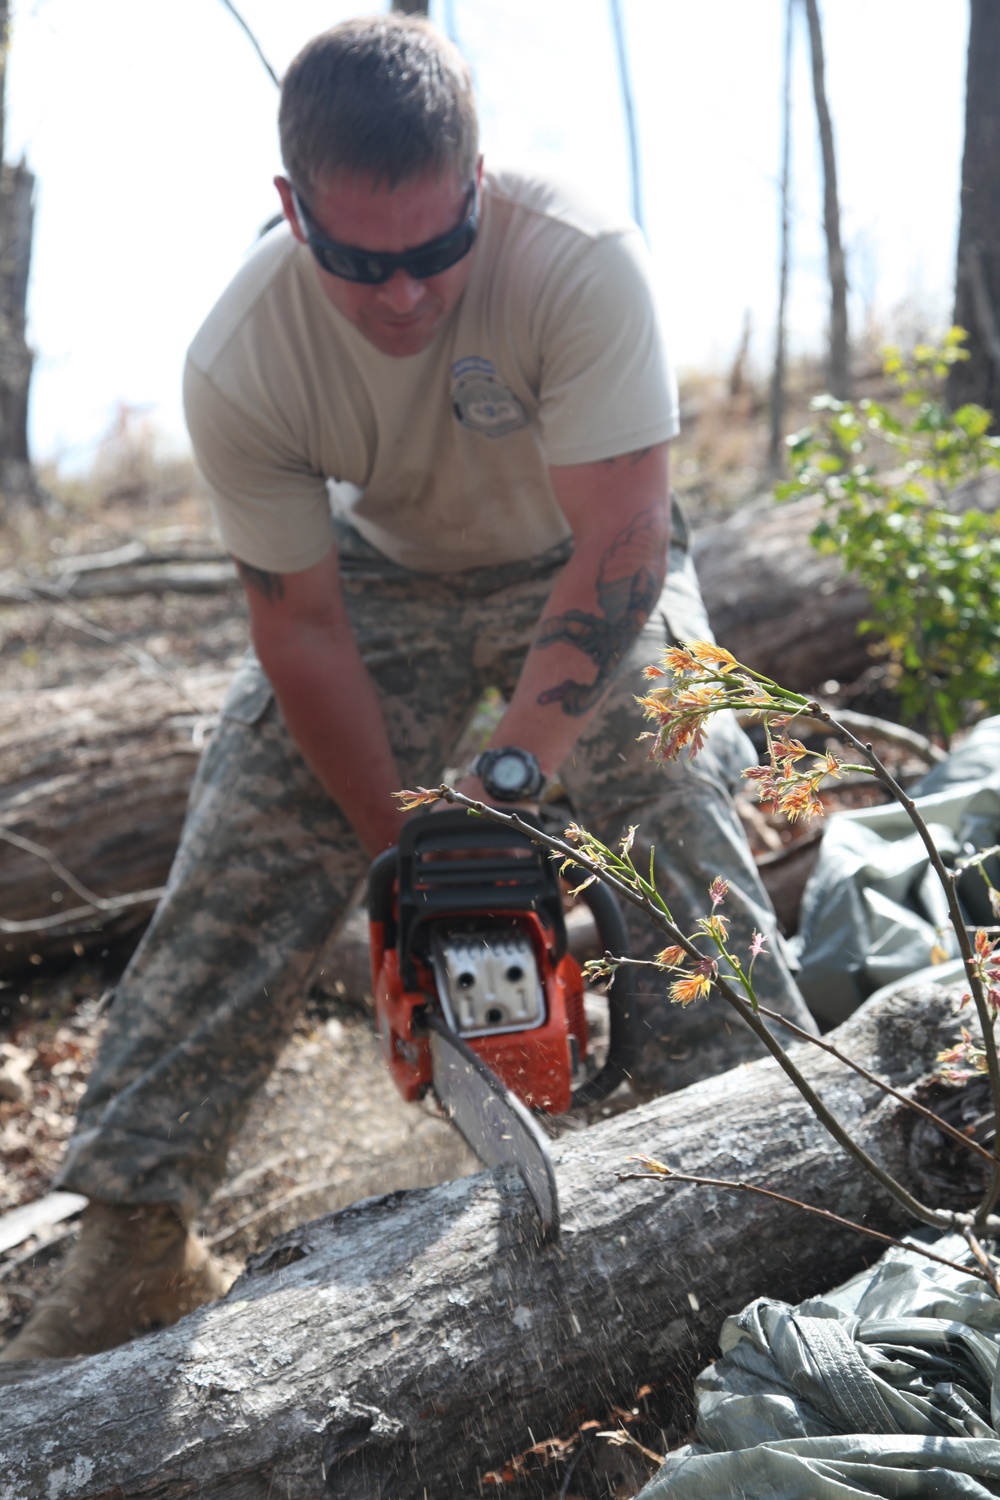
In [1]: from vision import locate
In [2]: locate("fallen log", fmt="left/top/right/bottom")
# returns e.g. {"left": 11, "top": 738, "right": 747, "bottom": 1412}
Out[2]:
{"left": 0, "top": 673, "right": 600, "bottom": 988}
{"left": 3, "top": 498, "right": 867, "bottom": 686}
{"left": 0, "top": 562, "right": 239, "bottom": 604}
{"left": 0, "top": 981, "right": 981, "bottom": 1498}
{"left": 693, "top": 493, "right": 873, "bottom": 690}
{"left": 0, "top": 668, "right": 230, "bottom": 975}
{"left": 0, "top": 659, "right": 911, "bottom": 979}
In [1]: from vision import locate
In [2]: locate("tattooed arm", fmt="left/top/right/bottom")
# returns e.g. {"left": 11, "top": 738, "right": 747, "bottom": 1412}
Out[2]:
{"left": 454, "top": 442, "right": 670, "bottom": 800}
{"left": 234, "top": 550, "right": 408, "bottom": 858}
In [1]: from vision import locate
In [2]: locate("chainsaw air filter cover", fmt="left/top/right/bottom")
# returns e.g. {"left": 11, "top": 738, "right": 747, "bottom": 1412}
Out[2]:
{"left": 430, "top": 930, "right": 545, "bottom": 1037}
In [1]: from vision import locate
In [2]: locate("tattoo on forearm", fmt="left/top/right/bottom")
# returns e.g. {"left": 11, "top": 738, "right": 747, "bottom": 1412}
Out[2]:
{"left": 533, "top": 506, "right": 666, "bottom": 716}
{"left": 235, "top": 559, "right": 285, "bottom": 603}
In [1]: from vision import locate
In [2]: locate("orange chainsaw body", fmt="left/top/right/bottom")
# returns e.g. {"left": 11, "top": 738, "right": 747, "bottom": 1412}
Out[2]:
{"left": 370, "top": 908, "right": 588, "bottom": 1114}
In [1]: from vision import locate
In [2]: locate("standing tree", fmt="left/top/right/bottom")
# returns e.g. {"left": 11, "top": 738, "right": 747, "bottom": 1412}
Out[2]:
{"left": 803, "top": 0, "right": 849, "bottom": 399}
{"left": 768, "top": 0, "right": 795, "bottom": 475}
{"left": 947, "top": 0, "right": 1000, "bottom": 419}
{"left": 0, "top": 0, "right": 36, "bottom": 509}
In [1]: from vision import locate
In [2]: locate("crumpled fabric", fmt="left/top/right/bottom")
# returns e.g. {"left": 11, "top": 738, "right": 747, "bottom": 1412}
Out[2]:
{"left": 638, "top": 1235, "right": 1000, "bottom": 1499}
{"left": 790, "top": 716, "right": 1000, "bottom": 1027}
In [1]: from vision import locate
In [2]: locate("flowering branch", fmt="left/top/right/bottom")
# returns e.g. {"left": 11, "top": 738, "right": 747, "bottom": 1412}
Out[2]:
{"left": 639, "top": 641, "right": 1000, "bottom": 1226}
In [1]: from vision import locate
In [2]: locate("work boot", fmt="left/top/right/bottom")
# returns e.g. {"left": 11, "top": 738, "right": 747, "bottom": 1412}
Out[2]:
{"left": 0, "top": 1201, "right": 233, "bottom": 1362}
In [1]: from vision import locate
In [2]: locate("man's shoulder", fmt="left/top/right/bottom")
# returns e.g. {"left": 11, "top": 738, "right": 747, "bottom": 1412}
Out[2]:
{"left": 485, "top": 165, "right": 638, "bottom": 248}
{"left": 187, "top": 224, "right": 304, "bottom": 379}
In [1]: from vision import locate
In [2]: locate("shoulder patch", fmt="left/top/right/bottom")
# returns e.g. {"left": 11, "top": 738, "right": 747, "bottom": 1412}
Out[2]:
{"left": 450, "top": 356, "right": 528, "bottom": 439}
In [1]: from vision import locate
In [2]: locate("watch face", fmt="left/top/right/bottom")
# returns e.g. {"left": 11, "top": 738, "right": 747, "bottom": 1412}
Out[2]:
{"left": 492, "top": 752, "right": 529, "bottom": 792}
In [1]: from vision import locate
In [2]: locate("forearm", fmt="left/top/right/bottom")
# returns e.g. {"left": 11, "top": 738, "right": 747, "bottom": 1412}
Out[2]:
{"left": 257, "top": 627, "right": 406, "bottom": 857}
{"left": 470, "top": 446, "right": 671, "bottom": 790}
{"left": 235, "top": 554, "right": 406, "bottom": 858}
{"left": 500, "top": 521, "right": 666, "bottom": 768}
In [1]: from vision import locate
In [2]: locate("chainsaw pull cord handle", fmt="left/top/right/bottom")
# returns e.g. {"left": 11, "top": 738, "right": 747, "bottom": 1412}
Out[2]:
{"left": 569, "top": 874, "right": 641, "bottom": 1109}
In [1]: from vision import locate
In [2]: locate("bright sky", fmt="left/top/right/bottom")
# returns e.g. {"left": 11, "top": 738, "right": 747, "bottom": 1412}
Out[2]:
{"left": 7, "top": 0, "right": 968, "bottom": 471}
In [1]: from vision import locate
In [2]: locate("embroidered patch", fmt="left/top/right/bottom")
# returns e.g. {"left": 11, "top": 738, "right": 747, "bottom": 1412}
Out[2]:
{"left": 451, "top": 356, "right": 528, "bottom": 438}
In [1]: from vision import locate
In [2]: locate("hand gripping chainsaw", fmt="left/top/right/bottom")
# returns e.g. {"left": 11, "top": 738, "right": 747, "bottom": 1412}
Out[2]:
{"left": 367, "top": 809, "right": 638, "bottom": 1238}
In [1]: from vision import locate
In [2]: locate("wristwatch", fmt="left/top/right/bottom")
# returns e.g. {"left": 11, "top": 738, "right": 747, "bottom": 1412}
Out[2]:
{"left": 470, "top": 746, "right": 546, "bottom": 803}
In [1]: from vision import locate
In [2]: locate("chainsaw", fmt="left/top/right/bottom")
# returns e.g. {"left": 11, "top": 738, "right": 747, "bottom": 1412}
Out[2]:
{"left": 367, "top": 808, "right": 638, "bottom": 1238}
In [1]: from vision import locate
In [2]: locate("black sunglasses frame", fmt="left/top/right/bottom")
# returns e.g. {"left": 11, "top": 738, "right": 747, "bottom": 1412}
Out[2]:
{"left": 291, "top": 185, "right": 480, "bottom": 285}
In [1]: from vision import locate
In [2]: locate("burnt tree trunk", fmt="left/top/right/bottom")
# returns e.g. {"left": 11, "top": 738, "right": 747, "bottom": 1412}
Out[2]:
{"left": 948, "top": 0, "right": 1000, "bottom": 418}
{"left": 768, "top": 0, "right": 795, "bottom": 475}
{"left": 0, "top": 982, "right": 981, "bottom": 1497}
{"left": 803, "top": 0, "right": 849, "bottom": 398}
{"left": 0, "top": 0, "right": 36, "bottom": 506}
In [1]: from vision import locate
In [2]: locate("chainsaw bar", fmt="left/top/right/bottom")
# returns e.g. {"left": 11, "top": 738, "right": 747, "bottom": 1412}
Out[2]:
{"left": 427, "top": 1014, "right": 559, "bottom": 1240}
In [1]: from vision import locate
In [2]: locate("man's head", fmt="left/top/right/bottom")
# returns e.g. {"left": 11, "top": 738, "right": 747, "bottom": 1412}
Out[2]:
{"left": 279, "top": 15, "right": 478, "bottom": 199}
{"left": 275, "top": 16, "right": 482, "bottom": 358}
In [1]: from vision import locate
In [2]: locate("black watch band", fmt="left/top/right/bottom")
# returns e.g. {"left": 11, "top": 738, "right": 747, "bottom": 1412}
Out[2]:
{"left": 470, "top": 746, "right": 546, "bottom": 803}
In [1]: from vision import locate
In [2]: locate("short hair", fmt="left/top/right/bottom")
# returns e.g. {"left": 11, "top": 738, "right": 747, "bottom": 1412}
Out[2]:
{"left": 279, "top": 15, "right": 479, "bottom": 198}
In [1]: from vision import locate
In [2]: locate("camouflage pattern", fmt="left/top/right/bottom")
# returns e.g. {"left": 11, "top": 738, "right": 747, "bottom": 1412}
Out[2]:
{"left": 58, "top": 508, "right": 815, "bottom": 1218}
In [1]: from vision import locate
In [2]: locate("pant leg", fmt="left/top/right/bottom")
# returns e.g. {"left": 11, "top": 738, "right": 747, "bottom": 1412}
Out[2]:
{"left": 471, "top": 502, "right": 815, "bottom": 1095}
{"left": 58, "top": 535, "right": 483, "bottom": 1218}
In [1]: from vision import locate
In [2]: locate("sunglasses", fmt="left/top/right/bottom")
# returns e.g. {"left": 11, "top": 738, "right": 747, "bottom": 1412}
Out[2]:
{"left": 291, "top": 184, "right": 480, "bottom": 285}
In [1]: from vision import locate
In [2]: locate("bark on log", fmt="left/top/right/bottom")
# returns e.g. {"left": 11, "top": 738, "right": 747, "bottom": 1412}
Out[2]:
{"left": 0, "top": 669, "right": 230, "bottom": 975}
{"left": 693, "top": 493, "right": 872, "bottom": 690}
{"left": 0, "top": 981, "right": 980, "bottom": 1498}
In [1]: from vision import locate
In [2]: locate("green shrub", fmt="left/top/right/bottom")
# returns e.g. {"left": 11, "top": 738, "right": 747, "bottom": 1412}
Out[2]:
{"left": 777, "top": 329, "right": 1000, "bottom": 742}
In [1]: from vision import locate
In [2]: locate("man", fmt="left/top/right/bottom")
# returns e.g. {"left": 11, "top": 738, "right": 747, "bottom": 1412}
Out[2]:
{"left": 2, "top": 15, "right": 815, "bottom": 1363}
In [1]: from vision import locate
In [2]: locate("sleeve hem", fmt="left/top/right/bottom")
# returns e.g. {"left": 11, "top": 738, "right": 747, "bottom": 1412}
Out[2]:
{"left": 544, "top": 415, "right": 680, "bottom": 469}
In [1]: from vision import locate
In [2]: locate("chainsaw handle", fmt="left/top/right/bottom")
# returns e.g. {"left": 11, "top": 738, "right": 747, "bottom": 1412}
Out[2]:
{"left": 367, "top": 845, "right": 399, "bottom": 942}
{"left": 569, "top": 875, "right": 641, "bottom": 1109}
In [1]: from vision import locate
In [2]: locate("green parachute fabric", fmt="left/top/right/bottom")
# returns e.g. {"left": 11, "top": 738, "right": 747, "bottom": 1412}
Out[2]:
{"left": 637, "top": 1235, "right": 1000, "bottom": 1499}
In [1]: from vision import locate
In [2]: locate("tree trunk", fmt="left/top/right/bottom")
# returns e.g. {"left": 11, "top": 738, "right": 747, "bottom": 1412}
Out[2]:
{"left": 947, "top": 0, "right": 1000, "bottom": 419}
{"left": 0, "top": 0, "right": 36, "bottom": 507}
{"left": 803, "top": 0, "right": 849, "bottom": 399}
{"left": 0, "top": 982, "right": 980, "bottom": 1497}
{"left": 768, "top": 0, "right": 794, "bottom": 475}
{"left": 610, "top": 0, "right": 644, "bottom": 236}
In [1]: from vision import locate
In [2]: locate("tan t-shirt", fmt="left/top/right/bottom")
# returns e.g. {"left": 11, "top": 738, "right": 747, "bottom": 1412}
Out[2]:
{"left": 183, "top": 168, "right": 679, "bottom": 574}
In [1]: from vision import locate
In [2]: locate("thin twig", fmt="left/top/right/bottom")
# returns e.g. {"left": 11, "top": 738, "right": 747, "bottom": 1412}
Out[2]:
{"left": 754, "top": 1001, "right": 996, "bottom": 1167}
{"left": 424, "top": 786, "right": 985, "bottom": 1233}
{"left": 216, "top": 0, "right": 280, "bottom": 87}
{"left": 801, "top": 707, "right": 1000, "bottom": 1221}
{"left": 771, "top": 707, "right": 947, "bottom": 766}
{"left": 595, "top": 1428, "right": 664, "bottom": 1467}
{"left": 0, "top": 826, "right": 165, "bottom": 934}
{"left": 619, "top": 1164, "right": 996, "bottom": 1287}
{"left": 962, "top": 1226, "right": 1000, "bottom": 1297}
{"left": 557, "top": 1433, "right": 592, "bottom": 1500}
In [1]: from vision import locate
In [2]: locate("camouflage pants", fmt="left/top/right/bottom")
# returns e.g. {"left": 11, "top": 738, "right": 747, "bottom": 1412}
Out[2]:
{"left": 58, "top": 510, "right": 814, "bottom": 1218}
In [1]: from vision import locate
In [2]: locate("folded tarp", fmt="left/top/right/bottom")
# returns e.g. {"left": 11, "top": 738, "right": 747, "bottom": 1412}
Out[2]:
{"left": 790, "top": 717, "right": 1000, "bottom": 1028}
{"left": 638, "top": 1235, "right": 1000, "bottom": 1499}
